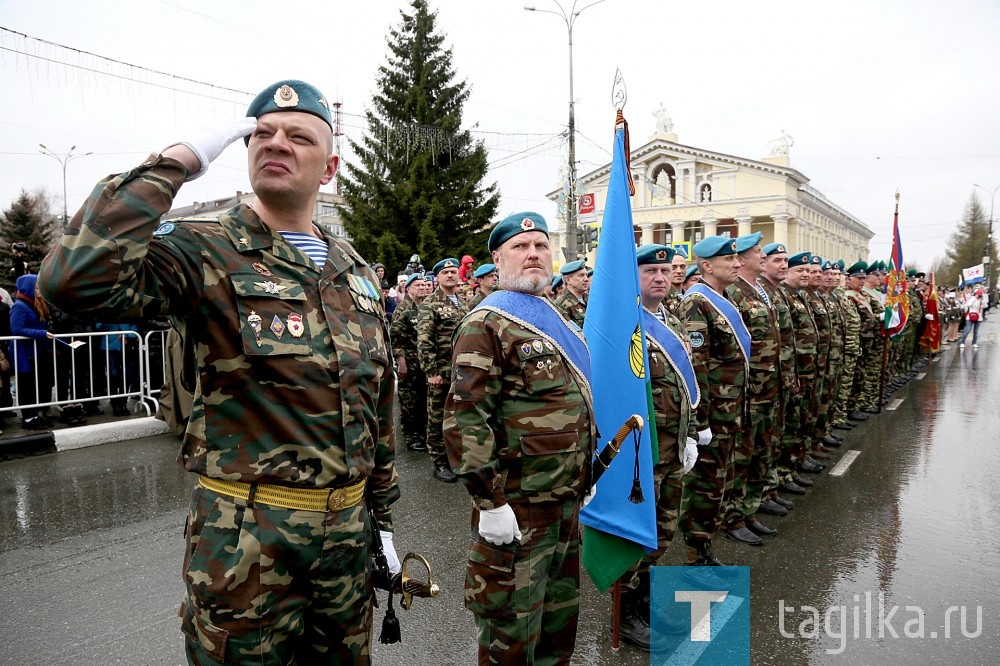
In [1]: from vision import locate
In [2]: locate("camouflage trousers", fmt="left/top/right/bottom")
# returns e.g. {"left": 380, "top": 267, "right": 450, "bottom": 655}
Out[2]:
{"left": 466, "top": 499, "right": 580, "bottom": 665}
{"left": 627, "top": 444, "right": 684, "bottom": 574}
{"left": 832, "top": 351, "right": 860, "bottom": 425}
{"left": 679, "top": 433, "right": 735, "bottom": 550}
{"left": 776, "top": 378, "right": 812, "bottom": 483}
{"left": 816, "top": 354, "right": 842, "bottom": 439}
{"left": 724, "top": 401, "right": 779, "bottom": 527}
{"left": 180, "top": 486, "right": 372, "bottom": 665}
{"left": 398, "top": 364, "right": 427, "bottom": 449}
{"left": 860, "top": 337, "right": 884, "bottom": 410}
{"left": 852, "top": 338, "right": 875, "bottom": 409}
{"left": 426, "top": 380, "right": 450, "bottom": 465}
{"left": 800, "top": 372, "right": 823, "bottom": 451}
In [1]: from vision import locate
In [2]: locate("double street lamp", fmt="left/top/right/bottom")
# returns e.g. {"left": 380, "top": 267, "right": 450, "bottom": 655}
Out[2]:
{"left": 39, "top": 144, "right": 93, "bottom": 226}
{"left": 973, "top": 183, "right": 998, "bottom": 293}
{"left": 525, "top": 0, "right": 607, "bottom": 261}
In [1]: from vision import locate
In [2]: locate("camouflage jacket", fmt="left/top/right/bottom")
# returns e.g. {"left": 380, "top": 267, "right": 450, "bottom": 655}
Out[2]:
{"left": 36, "top": 154, "right": 399, "bottom": 525}
{"left": 679, "top": 281, "right": 748, "bottom": 435}
{"left": 646, "top": 305, "right": 697, "bottom": 460}
{"left": 761, "top": 278, "right": 798, "bottom": 395}
{"left": 416, "top": 288, "right": 468, "bottom": 380}
{"left": 822, "top": 290, "right": 845, "bottom": 357}
{"left": 443, "top": 306, "right": 595, "bottom": 509}
{"left": 663, "top": 288, "right": 683, "bottom": 317}
{"left": 553, "top": 290, "right": 587, "bottom": 329}
{"left": 728, "top": 276, "right": 780, "bottom": 405}
{"left": 806, "top": 288, "right": 832, "bottom": 372}
{"left": 837, "top": 288, "right": 862, "bottom": 356}
{"left": 389, "top": 296, "right": 421, "bottom": 364}
{"left": 847, "top": 289, "right": 876, "bottom": 339}
{"left": 782, "top": 283, "right": 818, "bottom": 380}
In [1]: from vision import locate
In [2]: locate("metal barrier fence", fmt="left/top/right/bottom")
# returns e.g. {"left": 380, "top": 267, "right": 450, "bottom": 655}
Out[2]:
{"left": 1, "top": 329, "right": 169, "bottom": 421}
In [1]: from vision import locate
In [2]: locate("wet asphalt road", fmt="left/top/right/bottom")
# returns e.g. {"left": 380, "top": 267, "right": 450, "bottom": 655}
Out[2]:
{"left": 1, "top": 323, "right": 999, "bottom": 665}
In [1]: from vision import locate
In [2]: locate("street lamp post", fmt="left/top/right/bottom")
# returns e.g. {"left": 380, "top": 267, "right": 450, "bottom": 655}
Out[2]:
{"left": 525, "top": 0, "right": 607, "bottom": 261}
{"left": 38, "top": 144, "right": 93, "bottom": 226}
{"left": 973, "top": 183, "right": 998, "bottom": 294}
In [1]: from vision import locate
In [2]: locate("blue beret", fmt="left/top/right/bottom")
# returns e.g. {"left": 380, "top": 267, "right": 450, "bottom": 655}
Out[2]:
{"left": 488, "top": 212, "right": 549, "bottom": 252}
{"left": 552, "top": 275, "right": 564, "bottom": 289}
{"left": 245, "top": 80, "right": 333, "bottom": 145}
{"left": 587, "top": 268, "right": 593, "bottom": 277}
{"left": 809, "top": 255, "right": 824, "bottom": 266}
{"left": 560, "top": 259, "right": 587, "bottom": 275}
{"left": 787, "top": 252, "right": 811, "bottom": 268}
{"left": 433, "top": 258, "right": 460, "bottom": 275}
{"left": 822, "top": 261, "right": 836, "bottom": 271}
{"left": 693, "top": 235, "right": 738, "bottom": 259}
{"left": 846, "top": 260, "right": 868, "bottom": 276}
{"left": 636, "top": 244, "right": 675, "bottom": 265}
{"left": 473, "top": 263, "right": 497, "bottom": 279}
{"left": 762, "top": 242, "right": 787, "bottom": 256}
{"left": 684, "top": 266, "right": 700, "bottom": 281}
{"left": 735, "top": 231, "right": 764, "bottom": 254}
{"left": 404, "top": 273, "right": 426, "bottom": 289}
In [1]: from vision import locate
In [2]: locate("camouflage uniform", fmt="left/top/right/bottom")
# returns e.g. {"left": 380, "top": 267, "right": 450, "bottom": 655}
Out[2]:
{"left": 833, "top": 287, "right": 862, "bottom": 425}
{"left": 663, "top": 287, "right": 683, "bottom": 317}
{"left": 861, "top": 287, "right": 886, "bottom": 409}
{"left": 443, "top": 303, "right": 595, "bottom": 665}
{"left": 849, "top": 288, "right": 878, "bottom": 411}
{"left": 724, "top": 277, "right": 780, "bottom": 529}
{"left": 37, "top": 154, "right": 399, "bottom": 665}
{"left": 760, "top": 279, "right": 797, "bottom": 492}
{"left": 781, "top": 284, "right": 817, "bottom": 477}
{"left": 898, "top": 288, "right": 925, "bottom": 371}
{"left": 390, "top": 296, "right": 427, "bottom": 450}
{"left": 804, "top": 288, "right": 831, "bottom": 449}
{"left": 818, "top": 290, "right": 845, "bottom": 440}
{"left": 553, "top": 290, "right": 587, "bottom": 329}
{"left": 417, "top": 288, "right": 468, "bottom": 467}
{"left": 678, "top": 282, "right": 748, "bottom": 559}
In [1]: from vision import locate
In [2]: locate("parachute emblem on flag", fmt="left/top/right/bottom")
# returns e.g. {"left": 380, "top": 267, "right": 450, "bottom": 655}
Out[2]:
{"left": 628, "top": 324, "right": 645, "bottom": 379}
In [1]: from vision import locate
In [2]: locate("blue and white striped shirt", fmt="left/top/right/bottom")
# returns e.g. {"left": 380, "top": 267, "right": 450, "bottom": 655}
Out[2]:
{"left": 279, "top": 231, "right": 329, "bottom": 270}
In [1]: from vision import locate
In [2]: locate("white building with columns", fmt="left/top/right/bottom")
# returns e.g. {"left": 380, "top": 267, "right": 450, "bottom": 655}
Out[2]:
{"left": 547, "top": 121, "right": 873, "bottom": 266}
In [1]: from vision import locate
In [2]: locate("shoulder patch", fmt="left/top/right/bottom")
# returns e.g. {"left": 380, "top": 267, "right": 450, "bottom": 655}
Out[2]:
{"left": 153, "top": 222, "right": 175, "bottom": 236}
{"left": 689, "top": 331, "right": 705, "bottom": 348}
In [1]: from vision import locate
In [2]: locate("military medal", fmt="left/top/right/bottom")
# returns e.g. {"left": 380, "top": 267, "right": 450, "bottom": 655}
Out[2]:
{"left": 252, "top": 262, "right": 273, "bottom": 277}
{"left": 543, "top": 341, "right": 554, "bottom": 351}
{"left": 247, "top": 310, "right": 263, "bottom": 346}
{"left": 239, "top": 238, "right": 250, "bottom": 248}
{"left": 288, "top": 313, "right": 304, "bottom": 338}
{"left": 532, "top": 340, "right": 544, "bottom": 353}
{"left": 521, "top": 343, "right": 532, "bottom": 355}
{"left": 270, "top": 314, "right": 285, "bottom": 338}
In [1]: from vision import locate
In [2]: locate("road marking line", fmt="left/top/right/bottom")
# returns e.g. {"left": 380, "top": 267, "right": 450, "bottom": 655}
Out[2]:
{"left": 829, "top": 450, "right": 861, "bottom": 477}
{"left": 886, "top": 398, "right": 904, "bottom": 411}
{"left": 915, "top": 372, "right": 926, "bottom": 379}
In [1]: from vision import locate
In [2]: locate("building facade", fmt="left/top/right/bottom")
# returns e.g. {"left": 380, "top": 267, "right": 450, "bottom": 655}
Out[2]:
{"left": 163, "top": 191, "right": 350, "bottom": 240}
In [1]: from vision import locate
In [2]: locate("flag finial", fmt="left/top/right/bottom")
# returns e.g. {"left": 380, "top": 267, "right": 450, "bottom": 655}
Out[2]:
{"left": 611, "top": 68, "right": 627, "bottom": 111}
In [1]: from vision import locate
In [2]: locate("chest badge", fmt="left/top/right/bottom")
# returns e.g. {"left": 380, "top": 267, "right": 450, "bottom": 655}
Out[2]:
{"left": 247, "top": 310, "right": 263, "bottom": 346}
{"left": 287, "top": 313, "right": 304, "bottom": 338}
{"left": 255, "top": 280, "right": 285, "bottom": 295}
{"left": 252, "top": 262, "right": 273, "bottom": 277}
{"left": 270, "top": 314, "right": 285, "bottom": 338}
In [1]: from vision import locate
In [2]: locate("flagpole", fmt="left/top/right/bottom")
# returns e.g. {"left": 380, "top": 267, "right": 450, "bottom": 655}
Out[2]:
{"left": 878, "top": 191, "right": 901, "bottom": 412}
{"left": 611, "top": 580, "right": 621, "bottom": 651}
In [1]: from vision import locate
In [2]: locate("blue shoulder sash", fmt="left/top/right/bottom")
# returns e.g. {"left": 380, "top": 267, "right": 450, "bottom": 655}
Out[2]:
{"left": 642, "top": 307, "right": 700, "bottom": 409}
{"left": 683, "top": 282, "right": 752, "bottom": 365}
{"left": 474, "top": 291, "right": 592, "bottom": 394}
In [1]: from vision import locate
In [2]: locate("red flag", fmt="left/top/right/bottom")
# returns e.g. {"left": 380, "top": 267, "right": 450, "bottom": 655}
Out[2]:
{"left": 920, "top": 272, "right": 941, "bottom": 353}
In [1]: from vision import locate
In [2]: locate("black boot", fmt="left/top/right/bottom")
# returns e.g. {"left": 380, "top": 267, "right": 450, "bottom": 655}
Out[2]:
{"left": 618, "top": 583, "right": 654, "bottom": 651}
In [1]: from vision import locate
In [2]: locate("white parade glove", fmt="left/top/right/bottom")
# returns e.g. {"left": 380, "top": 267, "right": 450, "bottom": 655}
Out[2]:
{"left": 170, "top": 117, "right": 257, "bottom": 181}
{"left": 925, "top": 313, "right": 934, "bottom": 320}
{"left": 683, "top": 437, "right": 699, "bottom": 474}
{"left": 478, "top": 504, "right": 522, "bottom": 545}
{"left": 697, "top": 428, "right": 714, "bottom": 446}
{"left": 583, "top": 485, "right": 597, "bottom": 508}
{"left": 379, "top": 530, "right": 401, "bottom": 574}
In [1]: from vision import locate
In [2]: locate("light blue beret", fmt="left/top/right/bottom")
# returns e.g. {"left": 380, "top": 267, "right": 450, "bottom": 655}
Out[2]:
{"left": 433, "top": 258, "right": 460, "bottom": 275}
{"left": 693, "top": 235, "right": 738, "bottom": 259}
{"left": 245, "top": 80, "right": 333, "bottom": 144}
{"left": 787, "top": 252, "right": 812, "bottom": 268}
{"left": 684, "top": 266, "right": 700, "bottom": 281}
{"left": 762, "top": 242, "right": 787, "bottom": 256}
{"left": 636, "top": 244, "right": 675, "bottom": 264}
{"left": 560, "top": 259, "right": 587, "bottom": 275}
{"left": 735, "top": 231, "right": 764, "bottom": 254}
{"left": 473, "top": 263, "right": 497, "bottom": 279}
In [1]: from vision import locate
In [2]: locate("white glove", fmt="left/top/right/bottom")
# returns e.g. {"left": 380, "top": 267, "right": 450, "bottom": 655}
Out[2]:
{"left": 171, "top": 117, "right": 257, "bottom": 181}
{"left": 683, "top": 437, "right": 699, "bottom": 474}
{"left": 925, "top": 313, "right": 934, "bottom": 320}
{"left": 478, "top": 504, "right": 522, "bottom": 545}
{"left": 379, "top": 530, "right": 401, "bottom": 574}
{"left": 697, "top": 428, "right": 713, "bottom": 446}
{"left": 583, "top": 486, "right": 597, "bottom": 507}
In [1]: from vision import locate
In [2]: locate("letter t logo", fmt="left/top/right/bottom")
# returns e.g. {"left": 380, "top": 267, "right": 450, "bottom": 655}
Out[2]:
{"left": 675, "top": 590, "right": 729, "bottom": 642}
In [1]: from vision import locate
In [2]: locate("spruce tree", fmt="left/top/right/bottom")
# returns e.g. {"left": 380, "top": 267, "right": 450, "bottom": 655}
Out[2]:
{"left": 941, "top": 193, "right": 996, "bottom": 290}
{"left": 0, "top": 189, "right": 58, "bottom": 292}
{"left": 341, "top": 0, "right": 499, "bottom": 273}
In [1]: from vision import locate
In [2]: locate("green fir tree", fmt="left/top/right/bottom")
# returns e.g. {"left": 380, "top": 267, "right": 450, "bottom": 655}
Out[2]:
{"left": 340, "top": 0, "right": 499, "bottom": 273}
{"left": 940, "top": 193, "right": 997, "bottom": 290}
{"left": 0, "top": 189, "right": 58, "bottom": 292}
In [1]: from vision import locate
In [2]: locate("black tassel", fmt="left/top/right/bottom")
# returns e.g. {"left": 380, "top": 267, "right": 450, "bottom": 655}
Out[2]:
{"left": 379, "top": 592, "right": 401, "bottom": 644}
{"left": 628, "top": 428, "right": 644, "bottom": 504}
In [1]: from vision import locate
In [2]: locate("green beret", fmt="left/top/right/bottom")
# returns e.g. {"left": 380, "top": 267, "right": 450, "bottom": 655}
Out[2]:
{"left": 433, "top": 258, "right": 460, "bottom": 275}
{"left": 245, "top": 80, "right": 333, "bottom": 144}
{"left": 693, "top": 235, "right": 738, "bottom": 259}
{"left": 560, "top": 259, "right": 587, "bottom": 275}
{"left": 488, "top": 212, "right": 549, "bottom": 252}
{"left": 809, "top": 254, "right": 824, "bottom": 266}
{"left": 636, "top": 244, "right": 675, "bottom": 265}
{"left": 735, "top": 231, "right": 763, "bottom": 254}
{"left": 788, "top": 252, "right": 811, "bottom": 268}
{"left": 762, "top": 242, "right": 787, "bottom": 256}
{"left": 846, "top": 260, "right": 868, "bottom": 276}
{"left": 473, "top": 263, "right": 497, "bottom": 279}
{"left": 836, "top": 259, "right": 846, "bottom": 271}
{"left": 684, "top": 266, "right": 700, "bottom": 281}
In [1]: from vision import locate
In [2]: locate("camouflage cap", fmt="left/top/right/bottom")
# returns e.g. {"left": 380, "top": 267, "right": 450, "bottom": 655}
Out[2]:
{"left": 432, "top": 258, "right": 460, "bottom": 275}
{"left": 488, "top": 211, "right": 549, "bottom": 252}
{"left": 473, "top": 263, "right": 497, "bottom": 279}
{"left": 636, "top": 243, "right": 675, "bottom": 265}
{"left": 734, "top": 231, "right": 764, "bottom": 254}
{"left": 245, "top": 80, "right": 333, "bottom": 145}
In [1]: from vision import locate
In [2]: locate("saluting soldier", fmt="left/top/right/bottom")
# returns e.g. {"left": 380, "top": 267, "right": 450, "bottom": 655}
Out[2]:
{"left": 38, "top": 80, "right": 400, "bottom": 664}
{"left": 467, "top": 263, "right": 498, "bottom": 308}
{"left": 391, "top": 273, "right": 431, "bottom": 452}
{"left": 721, "top": 232, "right": 781, "bottom": 547}
{"left": 444, "top": 212, "right": 595, "bottom": 664}
{"left": 417, "top": 258, "right": 468, "bottom": 483}
{"left": 677, "top": 236, "right": 750, "bottom": 567}
{"left": 553, "top": 259, "right": 589, "bottom": 328}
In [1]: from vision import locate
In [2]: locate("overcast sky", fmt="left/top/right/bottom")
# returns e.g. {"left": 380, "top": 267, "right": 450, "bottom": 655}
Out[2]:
{"left": 4, "top": 0, "right": 1000, "bottom": 271}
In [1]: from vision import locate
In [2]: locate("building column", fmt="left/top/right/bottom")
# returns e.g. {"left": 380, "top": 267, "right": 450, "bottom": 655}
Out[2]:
{"left": 771, "top": 213, "right": 789, "bottom": 246}
{"left": 701, "top": 216, "right": 718, "bottom": 239}
{"left": 639, "top": 222, "right": 655, "bottom": 245}
{"left": 669, "top": 218, "right": 686, "bottom": 245}
{"left": 736, "top": 207, "right": 753, "bottom": 237}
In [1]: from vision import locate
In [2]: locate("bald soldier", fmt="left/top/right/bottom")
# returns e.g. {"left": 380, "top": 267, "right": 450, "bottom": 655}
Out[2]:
{"left": 38, "top": 80, "right": 400, "bottom": 664}
{"left": 678, "top": 236, "right": 750, "bottom": 567}
{"left": 444, "top": 212, "right": 596, "bottom": 664}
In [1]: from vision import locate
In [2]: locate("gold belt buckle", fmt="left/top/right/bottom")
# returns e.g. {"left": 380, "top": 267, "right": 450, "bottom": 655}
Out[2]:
{"left": 327, "top": 487, "right": 347, "bottom": 511}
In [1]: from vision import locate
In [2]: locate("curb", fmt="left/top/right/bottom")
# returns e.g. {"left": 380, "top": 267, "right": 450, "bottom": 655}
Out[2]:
{"left": 0, "top": 417, "right": 171, "bottom": 462}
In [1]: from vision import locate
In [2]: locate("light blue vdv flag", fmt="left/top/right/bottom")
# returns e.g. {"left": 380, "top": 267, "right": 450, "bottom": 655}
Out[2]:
{"left": 580, "top": 121, "right": 659, "bottom": 593}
